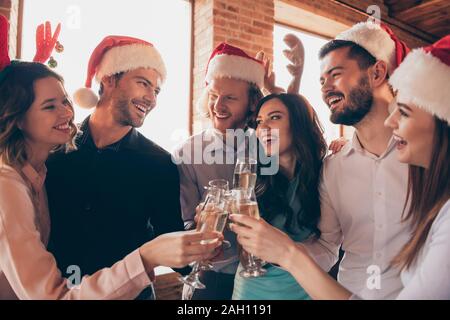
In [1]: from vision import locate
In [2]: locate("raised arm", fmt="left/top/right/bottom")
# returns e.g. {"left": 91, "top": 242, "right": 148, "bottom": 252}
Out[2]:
{"left": 0, "top": 175, "right": 220, "bottom": 299}
{"left": 229, "top": 214, "right": 351, "bottom": 300}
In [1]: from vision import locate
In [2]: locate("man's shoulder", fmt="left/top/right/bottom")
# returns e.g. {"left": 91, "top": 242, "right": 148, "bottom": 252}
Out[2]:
{"left": 175, "top": 130, "right": 210, "bottom": 149}
{"left": 323, "top": 143, "right": 350, "bottom": 167}
{"left": 172, "top": 130, "right": 212, "bottom": 162}
{"left": 320, "top": 141, "right": 355, "bottom": 184}
{"left": 131, "top": 132, "right": 179, "bottom": 175}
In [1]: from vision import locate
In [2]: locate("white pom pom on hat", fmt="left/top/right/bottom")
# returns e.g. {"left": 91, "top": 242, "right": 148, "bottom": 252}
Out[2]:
{"left": 74, "top": 35, "right": 166, "bottom": 109}
{"left": 73, "top": 87, "right": 99, "bottom": 109}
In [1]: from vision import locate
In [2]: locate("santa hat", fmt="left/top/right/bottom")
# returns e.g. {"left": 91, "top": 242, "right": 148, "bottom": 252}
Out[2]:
{"left": 336, "top": 21, "right": 410, "bottom": 75}
{"left": 74, "top": 35, "right": 166, "bottom": 109}
{"left": 389, "top": 35, "right": 450, "bottom": 124}
{"left": 0, "top": 14, "right": 11, "bottom": 72}
{"left": 205, "top": 42, "right": 264, "bottom": 88}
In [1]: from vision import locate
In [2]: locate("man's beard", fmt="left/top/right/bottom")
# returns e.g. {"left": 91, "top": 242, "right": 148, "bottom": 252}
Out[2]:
{"left": 113, "top": 98, "right": 144, "bottom": 128}
{"left": 330, "top": 75, "right": 373, "bottom": 126}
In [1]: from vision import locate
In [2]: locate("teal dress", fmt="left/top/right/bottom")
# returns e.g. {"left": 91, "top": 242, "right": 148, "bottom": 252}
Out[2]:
{"left": 232, "top": 173, "right": 312, "bottom": 300}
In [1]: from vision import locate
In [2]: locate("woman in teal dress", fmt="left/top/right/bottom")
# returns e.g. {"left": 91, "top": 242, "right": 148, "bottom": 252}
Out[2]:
{"left": 232, "top": 93, "right": 327, "bottom": 300}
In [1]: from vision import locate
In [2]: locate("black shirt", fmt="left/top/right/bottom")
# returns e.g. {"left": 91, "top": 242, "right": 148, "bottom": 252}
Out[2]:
{"left": 46, "top": 117, "right": 184, "bottom": 279}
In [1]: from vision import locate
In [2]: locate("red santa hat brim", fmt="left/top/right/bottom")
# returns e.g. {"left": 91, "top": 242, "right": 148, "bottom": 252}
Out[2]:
{"left": 389, "top": 48, "right": 450, "bottom": 124}
{"left": 336, "top": 22, "right": 400, "bottom": 74}
{"left": 74, "top": 35, "right": 166, "bottom": 109}
{"left": 205, "top": 53, "right": 265, "bottom": 88}
{"left": 95, "top": 43, "right": 166, "bottom": 83}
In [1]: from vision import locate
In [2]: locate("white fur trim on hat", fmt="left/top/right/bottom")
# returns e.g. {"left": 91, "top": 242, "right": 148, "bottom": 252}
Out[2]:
{"left": 336, "top": 22, "right": 396, "bottom": 74}
{"left": 205, "top": 54, "right": 264, "bottom": 88}
{"left": 73, "top": 87, "right": 99, "bottom": 109}
{"left": 96, "top": 44, "right": 167, "bottom": 83}
{"left": 389, "top": 48, "right": 450, "bottom": 123}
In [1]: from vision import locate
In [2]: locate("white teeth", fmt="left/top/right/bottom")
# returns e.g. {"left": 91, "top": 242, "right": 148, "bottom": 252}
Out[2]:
{"left": 215, "top": 113, "right": 229, "bottom": 119}
{"left": 134, "top": 103, "right": 148, "bottom": 113}
{"left": 54, "top": 123, "right": 69, "bottom": 130}
{"left": 328, "top": 96, "right": 343, "bottom": 105}
{"left": 394, "top": 135, "right": 407, "bottom": 145}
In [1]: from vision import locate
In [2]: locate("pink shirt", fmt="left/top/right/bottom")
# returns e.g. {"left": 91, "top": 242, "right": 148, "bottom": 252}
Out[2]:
{"left": 0, "top": 159, "right": 152, "bottom": 299}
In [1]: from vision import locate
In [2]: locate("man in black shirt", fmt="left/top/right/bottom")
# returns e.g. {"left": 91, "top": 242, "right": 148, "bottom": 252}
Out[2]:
{"left": 46, "top": 36, "right": 190, "bottom": 298}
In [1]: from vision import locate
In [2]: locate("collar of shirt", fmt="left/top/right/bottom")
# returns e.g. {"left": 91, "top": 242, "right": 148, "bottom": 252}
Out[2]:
{"left": 343, "top": 131, "right": 397, "bottom": 160}
{"left": 77, "top": 116, "right": 140, "bottom": 152}
{"left": 21, "top": 163, "right": 47, "bottom": 194}
{"left": 203, "top": 127, "right": 256, "bottom": 156}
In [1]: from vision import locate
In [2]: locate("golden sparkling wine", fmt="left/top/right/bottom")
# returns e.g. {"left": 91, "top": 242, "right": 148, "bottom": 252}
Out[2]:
{"left": 238, "top": 201, "right": 260, "bottom": 219}
{"left": 236, "top": 201, "right": 264, "bottom": 267}
{"left": 197, "top": 208, "right": 228, "bottom": 244}
{"left": 233, "top": 172, "right": 257, "bottom": 190}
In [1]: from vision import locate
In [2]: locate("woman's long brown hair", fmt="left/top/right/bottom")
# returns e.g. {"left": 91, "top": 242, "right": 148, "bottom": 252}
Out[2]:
{"left": 0, "top": 61, "right": 77, "bottom": 167}
{"left": 392, "top": 117, "right": 450, "bottom": 270}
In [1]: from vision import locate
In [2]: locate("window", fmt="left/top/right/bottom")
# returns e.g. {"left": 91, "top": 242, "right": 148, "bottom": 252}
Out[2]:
{"left": 274, "top": 24, "right": 341, "bottom": 144}
{"left": 22, "top": 0, "right": 191, "bottom": 152}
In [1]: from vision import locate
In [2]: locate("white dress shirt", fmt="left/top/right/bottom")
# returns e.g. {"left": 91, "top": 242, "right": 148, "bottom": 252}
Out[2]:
{"left": 397, "top": 199, "right": 450, "bottom": 300}
{"left": 304, "top": 133, "right": 411, "bottom": 299}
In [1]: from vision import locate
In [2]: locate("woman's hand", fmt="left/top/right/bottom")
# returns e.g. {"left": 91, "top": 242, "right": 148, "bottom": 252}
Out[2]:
{"left": 139, "top": 230, "right": 222, "bottom": 272}
{"left": 33, "top": 21, "right": 61, "bottom": 64}
{"left": 229, "top": 214, "right": 296, "bottom": 267}
{"left": 328, "top": 137, "right": 348, "bottom": 155}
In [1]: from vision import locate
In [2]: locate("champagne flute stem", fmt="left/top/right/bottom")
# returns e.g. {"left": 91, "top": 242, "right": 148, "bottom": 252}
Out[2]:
{"left": 248, "top": 253, "right": 257, "bottom": 267}
{"left": 191, "top": 261, "right": 200, "bottom": 274}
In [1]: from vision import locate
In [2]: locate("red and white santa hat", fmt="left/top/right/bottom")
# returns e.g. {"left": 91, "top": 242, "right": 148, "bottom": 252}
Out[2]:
{"left": 74, "top": 35, "right": 166, "bottom": 109}
{"left": 336, "top": 21, "right": 410, "bottom": 75}
{"left": 389, "top": 35, "right": 450, "bottom": 124}
{"left": 205, "top": 42, "right": 264, "bottom": 87}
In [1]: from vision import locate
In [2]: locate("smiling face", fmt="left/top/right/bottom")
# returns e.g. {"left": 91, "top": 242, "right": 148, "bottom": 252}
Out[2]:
{"left": 207, "top": 77, "right": 251, "bottom": 133}
{"left": 320, "top": 47, "right": 374, "bottom": 126}
{"left": 20, "top": 77, "right": 74, "bottom": 152}
{"left": 108, "top": 67, "right": 162, "bottom": 128}
{"left": 256, "top": 98, "right": 292, "bottom": 157}
{"left": 384, "top": 99, "right": 435, "bottom": 168}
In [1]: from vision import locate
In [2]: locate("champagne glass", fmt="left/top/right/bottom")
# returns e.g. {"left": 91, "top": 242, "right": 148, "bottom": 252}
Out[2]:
{"left": 231, "top": 188, "right": 267, "bottom": 278}
{"left": 208, "top": 178, "right": 229, "bottom": 190}
{"left": 233, "top": 157, "right": 257, "bottom": 190}
{"left": 179, "top": 185, "right": 227, "bottom": 289}
{"left": 207, "top": 179, "right": 231, "bottom": 249}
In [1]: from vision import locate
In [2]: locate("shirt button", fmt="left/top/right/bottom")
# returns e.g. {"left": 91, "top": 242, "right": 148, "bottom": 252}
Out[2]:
{"left": 375, "top": 252, "right": 382, "bottom": 259}
{"left": 377, "top": 224, "right": 383, "bottom": 229}
{"left": 377, "top": 192, "right": 382, "bottom": 196}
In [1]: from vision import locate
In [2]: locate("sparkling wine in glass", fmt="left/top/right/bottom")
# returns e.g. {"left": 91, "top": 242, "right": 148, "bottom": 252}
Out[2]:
{"left": 179, "top": 185, "right": 227, "bottom": 290}
{"left": 231, "top": 188, "right": 267, "bottom": 278}
{"left": 233, "top": 157, "right": 257, "bottom": 190}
